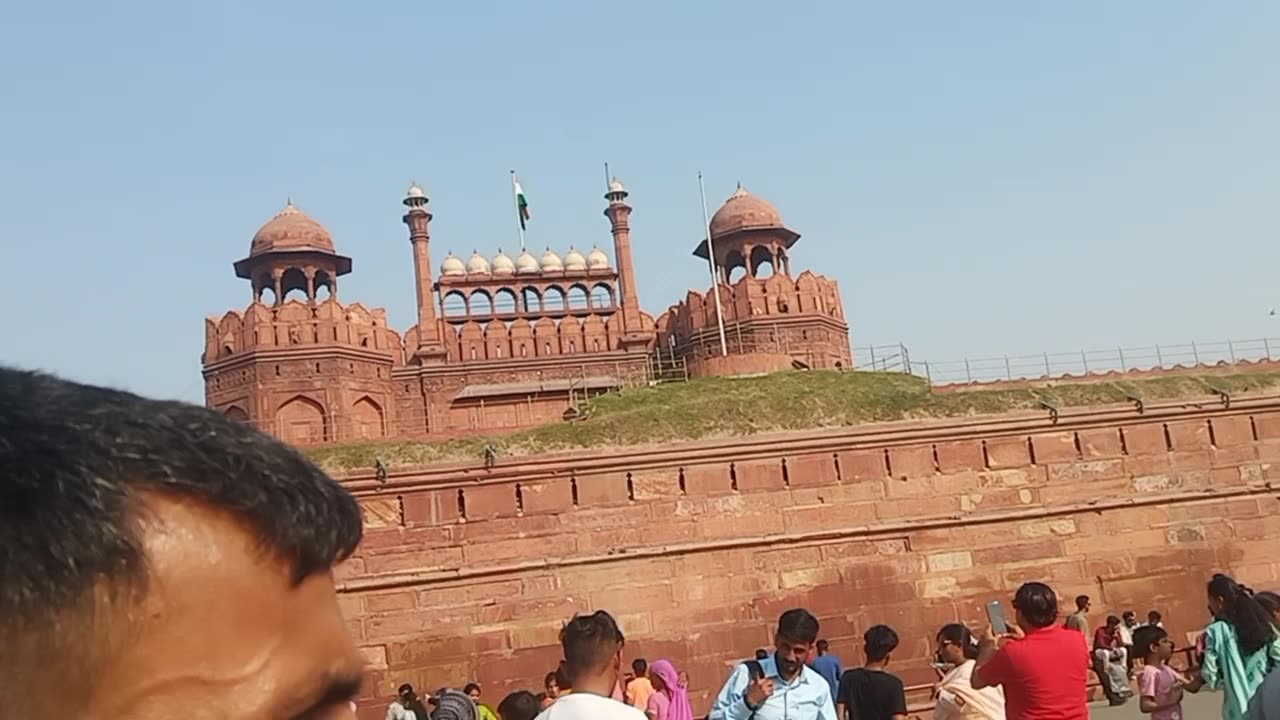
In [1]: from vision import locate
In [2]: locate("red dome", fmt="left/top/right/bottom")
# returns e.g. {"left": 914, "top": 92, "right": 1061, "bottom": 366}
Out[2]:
{"left": 709, "top": 186, "right": 786, "bottom": 239}
{"left": 250, "top": 201, "right": 335, "bottom": 256}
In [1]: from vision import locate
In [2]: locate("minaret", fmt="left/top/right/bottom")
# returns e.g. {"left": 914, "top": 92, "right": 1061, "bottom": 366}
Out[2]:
{"left": 603, "top": 177, "right": 651, "bottom": 350}
{"left": 403, "top": 182, "right": 447, "bottom": 363}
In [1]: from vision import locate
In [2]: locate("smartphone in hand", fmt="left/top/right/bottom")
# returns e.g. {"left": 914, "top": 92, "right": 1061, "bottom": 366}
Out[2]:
{"left": 986, "top": 600, "right": 1008, "bottom": 635}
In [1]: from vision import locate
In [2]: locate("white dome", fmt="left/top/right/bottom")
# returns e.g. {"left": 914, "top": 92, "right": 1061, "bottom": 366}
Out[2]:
{"left": 564, "top": 247, "right": 587, "bottom": 271}
{"left": 406, "top": 182, "right": 426, "bottom": 199}
{"left": 540, "top": 248, "right": 564, "bottom": 272}
{"left": 587, "top": 246, "right": 610, "bottom": 270}
{"left": 492, "top": 249, "right": 515, "bottom": 275}
{"left": 466, "top": 251, "right": 490, "bottom": 275}
{"left": 516, "top": 250, "right": 540, "bottom": 274}
{"left": 440, "top": 252, "right": 465, "bottom": 276}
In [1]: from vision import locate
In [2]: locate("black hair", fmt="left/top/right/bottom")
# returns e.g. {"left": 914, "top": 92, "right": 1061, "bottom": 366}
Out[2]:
{"left": 1257, "top": 591, "right": 1280, "bottom": 618}
{"left": 755, "top": 648, "right": 769, "bottom": 660}
{"left": 864, "top": 624, "right": 900, "bottom": 662}
{"left": 1015, "top": 582, "right": 1060, "bottom": 628}
{"left": 497, "top": 690, "right": 541, "bottom": 720}
{"left": 1075, "top": 594, "right": 1090, "bottom": 610}
{"left": 633, "top": 658, "right": 648, "bottom": 674}
{"left": 937, "top": 623, "right": 979, "bottom": 660}
{"left": 777, "top": 608, "right": 820, "bottom": 644}
{"left": 554, "top": 662, "right": 572, "bottom": 690}
{"left": 398, "top": 686, "right": 429, "bottom": 719}
{"left": 1106, "top": 615, "right": 1121, "bottom": 627}
{"left": 561, "top": 611, "right": 625, "bottom": 683}
{"left": 0, "top": 369, "right": 362, "bottom": 699}
{"left": 817, "top": 639, "right": 830, "bottom": 653}
{"left": 464, "top": 682, "right": 481, "bottom": 695}
{"left": 1131, "top": 625, "right": 1169, "bottom": 661}
{"left": 1123, "top": 610, "right": 1136, "bottom": 620}
{"left": 1148, "top": 610, "right": 1162, "bottom": 622}
{"left": 1208, "top": 574, "right": 1276, "bottom": 656}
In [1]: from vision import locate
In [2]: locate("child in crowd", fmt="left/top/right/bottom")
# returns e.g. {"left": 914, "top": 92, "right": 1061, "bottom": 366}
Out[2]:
{"left": 837, "top": 625, "right": 908, "bottom": 720}
{"left": 498, "top": 691, "right": 542, "bottom": 720}
{"left": 1134, "top": 625, "right": 1184, "bottom": 720}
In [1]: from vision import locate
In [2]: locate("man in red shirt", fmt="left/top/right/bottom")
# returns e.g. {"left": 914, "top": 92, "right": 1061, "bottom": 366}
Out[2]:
{"left": 972, "top": 582, "right": 1090, "bottom": 719}
{"left": 1092, "top": 615, "right": 1134, "bottom": 704}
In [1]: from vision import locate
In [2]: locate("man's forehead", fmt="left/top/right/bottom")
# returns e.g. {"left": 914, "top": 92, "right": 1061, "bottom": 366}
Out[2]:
{"left": 90, "top": 494, "right": 360, "bottom": 718}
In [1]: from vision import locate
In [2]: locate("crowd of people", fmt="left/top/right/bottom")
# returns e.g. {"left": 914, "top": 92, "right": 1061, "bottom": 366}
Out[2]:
{"left": 391, "top": 575, "right": 1280, "bottom": 720}
{"left": 7, "top": 368, "right": 1280, "bottom": 720}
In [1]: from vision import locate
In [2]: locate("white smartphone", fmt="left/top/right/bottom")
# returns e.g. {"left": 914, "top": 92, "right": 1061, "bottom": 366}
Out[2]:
{"left": 986, "top": 600, "right": 1008, "bottom": 635}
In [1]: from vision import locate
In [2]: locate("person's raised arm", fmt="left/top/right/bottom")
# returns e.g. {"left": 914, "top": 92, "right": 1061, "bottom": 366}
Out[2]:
{"left": 972, "top": 624, "right": 1019, "bottom": 690}
{"left": 708, "top": 664, "right": 755, "bottom": 720}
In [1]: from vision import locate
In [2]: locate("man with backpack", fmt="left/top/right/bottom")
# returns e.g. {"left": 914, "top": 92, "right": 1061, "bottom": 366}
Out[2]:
{"left": 708, "top": 608, "right": 837, "bottom": 719}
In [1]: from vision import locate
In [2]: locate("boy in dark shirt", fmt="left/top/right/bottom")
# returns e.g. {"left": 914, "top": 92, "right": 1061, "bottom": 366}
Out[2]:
{"left": 836, "top": 625, "right": 908, "bottom": 720}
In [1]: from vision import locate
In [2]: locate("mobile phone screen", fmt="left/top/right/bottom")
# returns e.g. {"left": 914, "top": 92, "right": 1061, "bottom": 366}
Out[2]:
{"left": 986, "top": 600, "right": 1008, "bottom": 635}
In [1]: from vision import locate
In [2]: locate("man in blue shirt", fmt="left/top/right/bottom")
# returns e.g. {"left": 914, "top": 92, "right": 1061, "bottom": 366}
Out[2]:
{"left": 709, "top": 609, "right": 838, "bottom": 720}
{"left": 810, "top": 639, "right": 843, "bottom": 701}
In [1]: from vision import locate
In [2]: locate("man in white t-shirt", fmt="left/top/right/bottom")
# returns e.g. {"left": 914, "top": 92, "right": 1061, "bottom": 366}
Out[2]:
{"left": 535, "top": 610, "right": 646, "bottom": 720}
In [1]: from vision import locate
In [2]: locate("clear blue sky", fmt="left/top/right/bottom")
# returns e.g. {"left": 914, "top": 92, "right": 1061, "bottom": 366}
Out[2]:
{"left": 2, "top": 1, "right": 1277, "bottom": 401}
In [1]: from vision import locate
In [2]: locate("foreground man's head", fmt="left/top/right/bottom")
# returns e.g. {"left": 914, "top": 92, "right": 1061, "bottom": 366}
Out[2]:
{"left": 0, "top": 368, "right": 365, "bottom": 719}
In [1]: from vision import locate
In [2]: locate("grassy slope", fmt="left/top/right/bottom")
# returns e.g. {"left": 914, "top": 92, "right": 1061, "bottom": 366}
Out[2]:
{"left": 307, "top": 369, "right": 1280, "bottom": 473}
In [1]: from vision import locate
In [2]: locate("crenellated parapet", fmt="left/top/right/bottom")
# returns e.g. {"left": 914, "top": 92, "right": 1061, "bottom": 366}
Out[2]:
{"left": 203, "top": 298, "right": 402, "bottom": 364}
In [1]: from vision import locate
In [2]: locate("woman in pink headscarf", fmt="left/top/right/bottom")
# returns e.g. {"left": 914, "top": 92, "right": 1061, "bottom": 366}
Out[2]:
{"left": 646, "top": 659, "right": 693, "bottom": 720}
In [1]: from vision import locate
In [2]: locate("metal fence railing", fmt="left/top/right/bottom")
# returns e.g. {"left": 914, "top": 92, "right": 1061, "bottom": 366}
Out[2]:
{"left": 866, "top": 337, "right": 1280, "bottom": 386}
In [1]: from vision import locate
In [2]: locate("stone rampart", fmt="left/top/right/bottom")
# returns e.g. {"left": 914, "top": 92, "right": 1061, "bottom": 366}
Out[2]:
{"left": 336, "top": 395, "right": 1280, "bottom": 717}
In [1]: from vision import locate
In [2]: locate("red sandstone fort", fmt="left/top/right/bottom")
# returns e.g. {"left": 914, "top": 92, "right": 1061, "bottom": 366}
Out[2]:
{"left": 203, "top": 180, "right": 850, "bottom": 442}
{"left": 201, "top": 180, "right": 1280, "bottom": 719}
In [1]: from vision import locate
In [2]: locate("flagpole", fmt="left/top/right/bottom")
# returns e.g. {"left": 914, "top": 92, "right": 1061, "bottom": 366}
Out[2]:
{"left": 510, "top": 170, "right": 526, "bottom": 251}
{"left": 698, "top": 172, "right": 729, "bottom": 357}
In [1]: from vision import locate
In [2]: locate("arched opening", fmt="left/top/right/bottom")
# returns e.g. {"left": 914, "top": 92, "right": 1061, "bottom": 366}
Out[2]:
{"left": 259, "top": 286, "right": 277, "bottom": 305}
{"left": 350, "top": 396, "right": 385, "bottom": 440}
{"left": 494, "top": 288, "right": 519, "bottom": 314}
{"left": 544, "top": 286, "right": 567, "bottom": 312}
{"left": 221, "top": 343, "right": 235, "bottom": 357}
{"left": 315, "top": 269, "right": 334, "bottom": 302}
{"left": 750, "top": 245, "right": 775, "bottom": 278}
{"left": 590, "top": 283, "right": 614, "bottom": 309}
{"left": 281, "top": 268, "right": 309, "bottom": 303}
{"left": 724, "top": 249, "right": 747, "bottom": 284}
{"left": 275, "top": 395, "right": 327, "bottom": 445}
{"left": 442, "top": 291, "right": 468, "bottom": 318}
{"left": 469, "top": 290, "right": 494, "bottom": 316}
{"left": 567, "top": 284, "right": 590, "bottom": 311}
{"left": 521, "top": 287, "right": 542, "bottom": 313}
{"left": 224, "top": 406, "right": 249, "bottom": 423}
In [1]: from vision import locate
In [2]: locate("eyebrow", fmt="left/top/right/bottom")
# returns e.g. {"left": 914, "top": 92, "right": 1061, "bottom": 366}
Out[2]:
{"left": 284, "top": 667, "right": 365, "bottom": 720}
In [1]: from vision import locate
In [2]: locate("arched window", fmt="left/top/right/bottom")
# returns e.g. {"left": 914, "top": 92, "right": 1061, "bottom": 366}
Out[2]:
{"left": 544, "top": 286, "right": 567, "bottom": 312}
{"left": 750, "top": 245, "right": 775, "bottom": 278}
{"left": 470, "top": 290, "right": 493, "bottom": 316}
{"left": 494, "top": 288, "right": 519, "bottom": 314}
{"left": 590, "top": 283, "right": 614, "bottom": 308}
{"left": 442, "top": 291, "right": 468, "bottom": 317}
{"left": 567, "top": 284, "right": 590, "bottom": 311}
{"left": 522, "top": 287, "right": 542, "bottom": 313}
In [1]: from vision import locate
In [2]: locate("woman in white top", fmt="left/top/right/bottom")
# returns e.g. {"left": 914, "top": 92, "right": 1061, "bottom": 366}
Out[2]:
{"left": 933, "top": 624, "right": 1006, "bottom": 720}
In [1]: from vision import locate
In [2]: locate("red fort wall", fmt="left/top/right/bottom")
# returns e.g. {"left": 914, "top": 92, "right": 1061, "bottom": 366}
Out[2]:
{"left": 335, "top": 397, "right": 1280, "bottom": 718}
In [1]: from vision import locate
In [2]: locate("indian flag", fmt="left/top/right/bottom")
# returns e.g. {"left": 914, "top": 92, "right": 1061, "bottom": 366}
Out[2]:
{"left": 513, "top": 175, "right": 531, "bottom": 230}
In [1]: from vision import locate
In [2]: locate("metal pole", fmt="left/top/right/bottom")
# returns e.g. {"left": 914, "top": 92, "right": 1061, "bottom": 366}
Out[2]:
{"left": 1228, "top": 340, "right": 1236, "bottom": 363}
{"left": 1266, "top": 338, "right": 1272, "bottom": 360}
{"left": 1118, "top": 346, "right": 1126, "bottom": 372}
{"left": 1081, "top": 349, "right": 1088, "bottom": 373}
{"left": 1156, "top": 345, "right": 1163, "bottom": 367}
{"left": 902, "top": 343, "right": 911, "bottom": 375}
{"left": 1005, "top": 355, "right": 1012, "bottom": 380}
{"left": 1044, "top": 352, "right": 1051, "bottom": 377}
{"left": 870, "top": 345, "right": 877, "bottom": 371}
{"left": 965, "top": 358, "right": 972, "bottom": 383}
{"left": 697, "top": 172, "right": 728, "bottom": 357}
{"left": 1192, "top": 341, "right": 1199, "bottom": 365}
